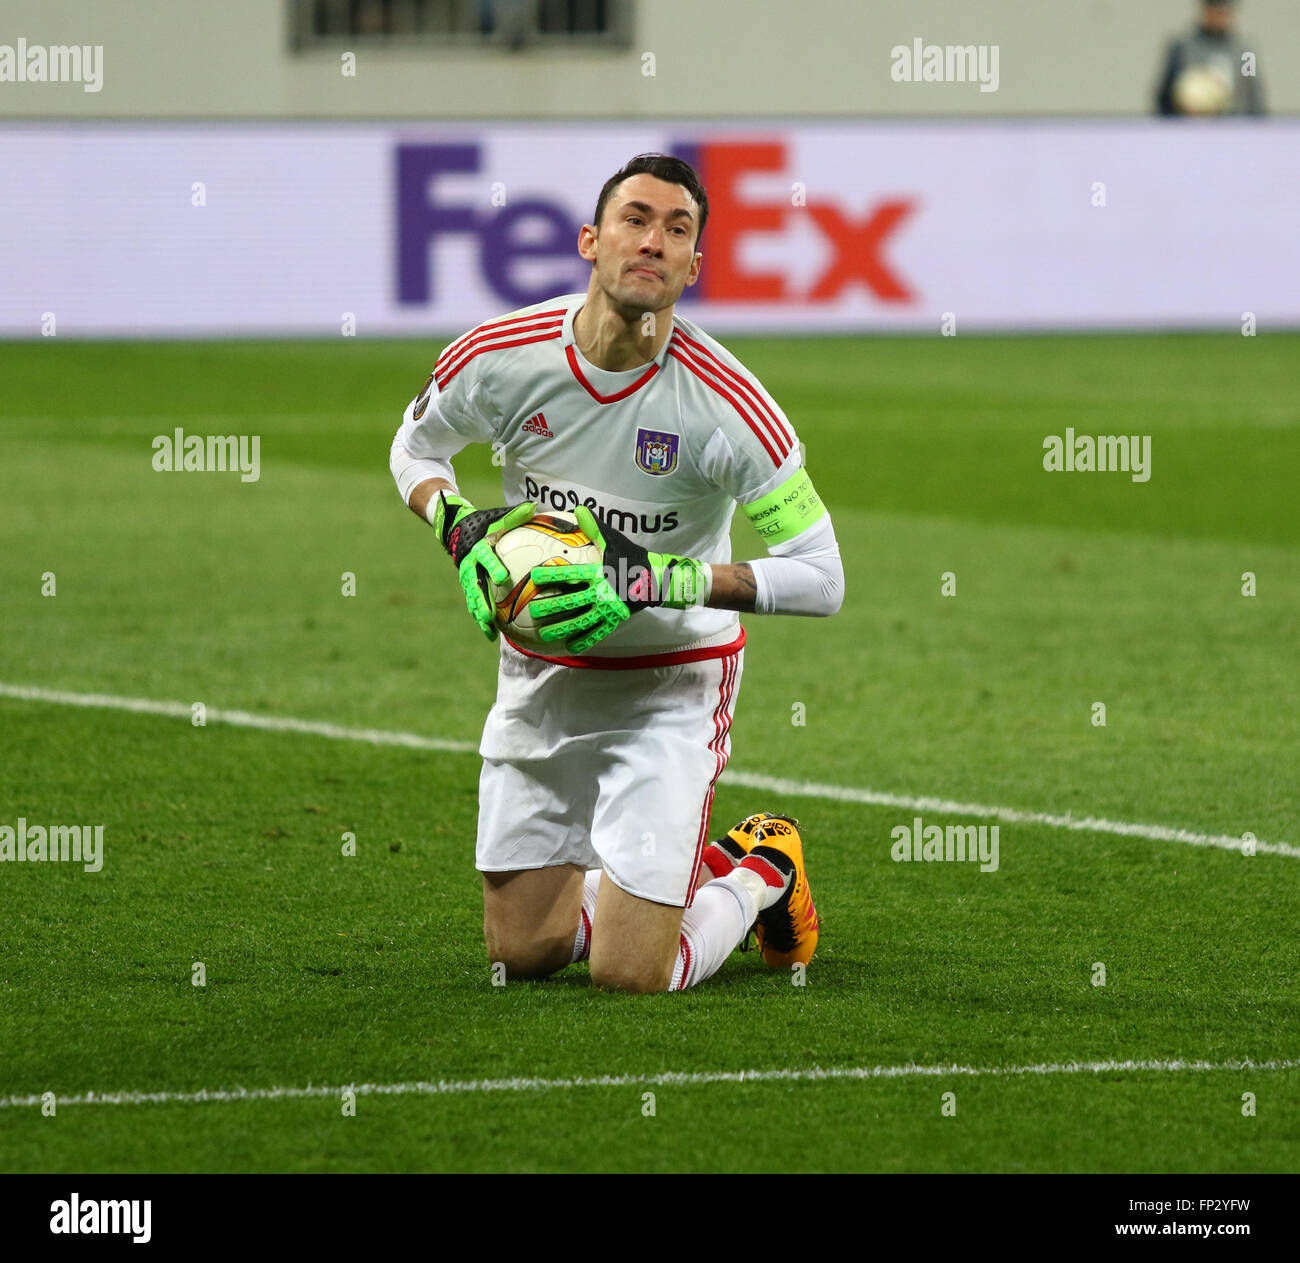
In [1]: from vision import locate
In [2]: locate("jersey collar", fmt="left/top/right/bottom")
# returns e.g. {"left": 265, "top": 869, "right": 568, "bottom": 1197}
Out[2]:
{"left": 562, "top": 297, "right": 672, "bottom": 405}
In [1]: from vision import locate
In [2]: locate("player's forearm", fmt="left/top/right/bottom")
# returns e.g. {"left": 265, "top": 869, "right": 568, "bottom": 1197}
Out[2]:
{"left": 390, "top": 424, "right": 461, "bottom": 519}
{"left": 703, "top": 563, "right": 757, "bottom": 612}
{"left": 730, "top": 519, "right": 845, "bottom": 617}
{"left": 407, "top": 477, "right": 456, "bottom": 523}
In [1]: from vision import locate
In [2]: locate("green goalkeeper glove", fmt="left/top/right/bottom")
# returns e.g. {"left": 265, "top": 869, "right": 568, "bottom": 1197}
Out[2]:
{"left": 431, "top": 491, "right": 537, "bottom": 640}
{"left": 528, "top": 504, "right": 711, "bottom": 654}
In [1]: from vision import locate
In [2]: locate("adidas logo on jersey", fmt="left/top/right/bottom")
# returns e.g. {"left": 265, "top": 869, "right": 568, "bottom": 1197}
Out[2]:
{"left": 521, "top": 412, "right": 553, "bottom": 437}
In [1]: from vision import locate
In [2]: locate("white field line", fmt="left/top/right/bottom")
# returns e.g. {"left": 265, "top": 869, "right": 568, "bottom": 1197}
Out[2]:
{"left": 3, "top": 1058, "right": 1298, "bottom": 1111}
{"left": 724, "top": 771, "right": 1300, "bottom": 859}
{"left": 0, "top": 682, "right": 475, "bottom": 754}
{"left": 1, "top": 681, "right": 1295, "bottom": 860}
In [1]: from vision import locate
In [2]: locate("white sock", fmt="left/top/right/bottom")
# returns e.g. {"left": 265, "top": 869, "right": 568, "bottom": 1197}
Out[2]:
{"left": 730, "top": 861, "right": 788, "bottom": 913}
{"left": 569, "top": 868, "right": 601, "bottom": 963}
{"left": 669, "top": 875, "right": 757, "bottom": 991}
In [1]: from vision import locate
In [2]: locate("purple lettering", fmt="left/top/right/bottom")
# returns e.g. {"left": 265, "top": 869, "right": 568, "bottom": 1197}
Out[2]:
{"left": 396, "top": 143, "right": 480, "bottom": 304}
{"left": 479, "top": 200, "right": 584, "bottom": 309}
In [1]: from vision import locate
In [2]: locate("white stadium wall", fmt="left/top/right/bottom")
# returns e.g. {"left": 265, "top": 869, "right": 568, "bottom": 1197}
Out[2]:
{"left": 2, "top": 121, "right": 1297, "bottom": 337}
{"left": 0, "top": 0, "right": 1296, "bottom": 119}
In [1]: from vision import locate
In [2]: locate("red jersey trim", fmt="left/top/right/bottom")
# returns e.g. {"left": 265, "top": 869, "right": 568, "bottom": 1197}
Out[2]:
{"left": 437, "top": 308, "right": 567, "bottom": 376}
{"left": 436, "top": 327, "right": 564, "bottom": 389}
{"left": 565, "top": 345, "right": 660, "bottom": 404}
{"left": 437, "top": 316, "right": 564, "bottom": 383}
{"left": 672, "top": 329, "right": 795, "bottom": 450}
{"left": 686, "top": 651, "right": 739, "bottom": 904}
{"left": 672, "top": 328, "right": 796, "bottom": 457}
{"left": 668, "top": 345, "right": 786, "bottom": 468}
{"left": 505, "top": 626, "right": 745, "bottom": 670}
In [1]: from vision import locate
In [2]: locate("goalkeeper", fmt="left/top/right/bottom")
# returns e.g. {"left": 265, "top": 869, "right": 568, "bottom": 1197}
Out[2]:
{"left": 389, "top": 154, "right": 843, "bottom": 993}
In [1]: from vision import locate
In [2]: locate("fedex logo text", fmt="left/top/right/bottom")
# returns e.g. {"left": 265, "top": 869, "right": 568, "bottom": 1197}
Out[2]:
{"left": 396, "top": 141, "right": 917, "bottom": 310}
{"left": 673, "top": 140, "right": 916, "bottom": 304}
{"left": 397, "top": 143, "right": 585, "bottom": 308}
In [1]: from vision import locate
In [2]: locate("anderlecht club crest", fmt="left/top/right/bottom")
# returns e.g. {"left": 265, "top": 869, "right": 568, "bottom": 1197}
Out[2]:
{"left": 635, "top": 429, "right": 680, "bottom": 476}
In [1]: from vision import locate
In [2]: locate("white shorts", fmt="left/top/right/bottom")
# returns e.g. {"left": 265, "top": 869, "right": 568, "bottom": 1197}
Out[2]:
{"left": 475, "top": 637, "right": 744, "bottom": 907}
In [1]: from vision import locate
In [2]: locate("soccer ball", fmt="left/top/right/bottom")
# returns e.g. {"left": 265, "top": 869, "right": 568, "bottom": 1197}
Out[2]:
{"left": 1173, "top": 64, "right": 1232, "bottom": 116}
{"left": 488, "top": 512, "right": 601, "bottom": 651}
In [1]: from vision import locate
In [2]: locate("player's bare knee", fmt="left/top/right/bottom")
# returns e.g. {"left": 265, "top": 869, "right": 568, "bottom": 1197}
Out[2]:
{"left": 484, "top": 933, "right": 571, "bottom": 980}
{"left": 589, "top": 958, "right": 673, "bottom": 995}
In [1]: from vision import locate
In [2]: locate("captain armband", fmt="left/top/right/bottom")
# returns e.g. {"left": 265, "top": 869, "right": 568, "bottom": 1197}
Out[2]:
{"left": 741, "top": 468, "right": 827, "bottom": 544}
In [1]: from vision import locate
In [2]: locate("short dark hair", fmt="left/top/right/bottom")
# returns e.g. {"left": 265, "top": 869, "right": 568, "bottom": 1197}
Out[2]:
{"left": 593, "top": 154, "right": 709, "bottom": 246}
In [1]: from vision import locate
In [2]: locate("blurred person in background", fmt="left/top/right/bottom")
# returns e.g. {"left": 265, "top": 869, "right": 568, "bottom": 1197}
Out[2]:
{"left": 1155, "top": 0, "right": 1265, "bottom": 116}
{"left": 479, "top": 0, "right": 534, "bottom": 50}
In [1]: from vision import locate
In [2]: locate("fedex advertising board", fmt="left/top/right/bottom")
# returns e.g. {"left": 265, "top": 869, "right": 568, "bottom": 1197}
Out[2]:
{"left": 1, "top": 122, "right": 1296, "bottom": 336}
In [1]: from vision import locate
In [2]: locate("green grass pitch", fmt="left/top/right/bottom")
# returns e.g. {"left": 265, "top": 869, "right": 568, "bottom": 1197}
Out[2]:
{"left": 1, "top": 333, "right": 1297, "bottom": 1173}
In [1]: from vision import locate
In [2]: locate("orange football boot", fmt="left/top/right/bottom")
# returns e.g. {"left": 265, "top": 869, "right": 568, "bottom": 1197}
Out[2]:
{"left": 749, "top": 817, "right": 819, "bottom": 968}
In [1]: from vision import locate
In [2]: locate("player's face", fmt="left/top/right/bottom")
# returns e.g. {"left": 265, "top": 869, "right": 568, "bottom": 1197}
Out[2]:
{"left": 581, "top": 173, "right": 702, "bottom": 314}
{"left": 1201, "top": 4, "right": 1232, "bottom": 33}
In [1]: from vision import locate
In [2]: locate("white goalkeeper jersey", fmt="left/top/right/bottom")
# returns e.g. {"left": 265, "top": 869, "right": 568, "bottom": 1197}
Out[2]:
{"left": 393, "top": 292, "right": 806, "bottom": 663}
